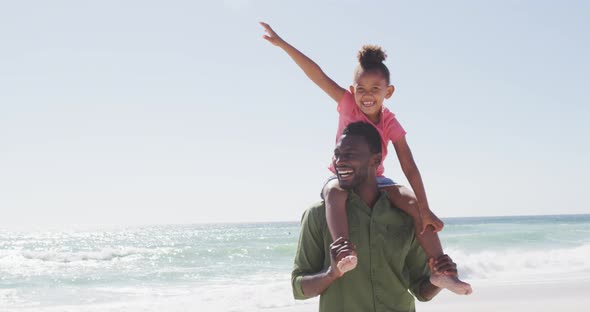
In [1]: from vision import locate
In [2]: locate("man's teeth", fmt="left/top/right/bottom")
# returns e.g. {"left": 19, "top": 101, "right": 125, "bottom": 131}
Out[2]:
{"left": 338, "top": 169, "right": 353, "bottom": 177}
{"left": 363, "top": 101, "right": 374, "bottom": 106}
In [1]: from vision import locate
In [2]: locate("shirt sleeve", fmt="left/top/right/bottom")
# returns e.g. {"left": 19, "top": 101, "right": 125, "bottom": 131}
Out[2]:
{"left": 384, "top": 110, "right": 407, "bottom": 144}
{"left": 291, "top": 206, "right": 326, "bottom": 300}
{"left": 336, "top": 90, "right": 356, "bottom": 117}
{"left": 404, "top": 230, "right": 432, "bottom": 302}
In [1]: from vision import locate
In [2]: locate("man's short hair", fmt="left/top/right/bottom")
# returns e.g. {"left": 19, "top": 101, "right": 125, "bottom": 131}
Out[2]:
{"left": 341, "top": 122, "right": 382, "bottom": 154}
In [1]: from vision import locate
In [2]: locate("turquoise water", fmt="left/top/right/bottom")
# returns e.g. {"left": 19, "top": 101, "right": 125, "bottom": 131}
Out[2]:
{"left": 443, "top": 214, "right": 590, "bottom": 250}
{"left": 1, "top": 215, "right": 589, "bottom": 311}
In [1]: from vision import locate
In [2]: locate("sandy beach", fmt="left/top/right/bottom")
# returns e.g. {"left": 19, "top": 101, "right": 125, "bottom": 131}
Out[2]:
{"left": 417, "top": 279, "right": 590, "bottom": 312}
{"left": 267, "top": 278, "right": 590, "bottom": 312}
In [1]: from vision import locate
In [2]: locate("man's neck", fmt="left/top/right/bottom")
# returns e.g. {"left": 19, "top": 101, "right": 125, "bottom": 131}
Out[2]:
{"left": 354, "top": 179, "right": 380, "bottom": 209}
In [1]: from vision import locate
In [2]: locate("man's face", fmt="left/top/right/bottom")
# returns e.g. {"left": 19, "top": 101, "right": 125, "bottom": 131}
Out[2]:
{"left": 332, "top": 134, "right": 376, "bottom": 190}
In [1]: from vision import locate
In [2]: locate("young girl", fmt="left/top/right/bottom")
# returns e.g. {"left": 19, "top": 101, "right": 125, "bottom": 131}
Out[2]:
{"left": 261, "top": 22, "right": 472, "bottom": 295}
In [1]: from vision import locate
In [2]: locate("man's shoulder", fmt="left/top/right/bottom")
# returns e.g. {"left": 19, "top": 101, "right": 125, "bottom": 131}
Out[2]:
{"left": 379, "top": 191, "right": 416, "bottom": 230}
{"left": 301, "top": 201, "right": 327, "bottom": 222}
{"left": 298, "top": 201, "right": 328, "bottom": 239}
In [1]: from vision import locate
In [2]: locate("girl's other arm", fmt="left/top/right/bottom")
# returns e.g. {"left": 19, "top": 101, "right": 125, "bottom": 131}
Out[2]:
{"left": 260, "top": 22, "right": 345, "bottom": 102}
{"left": 393, "top": 136, "right": 443, "bottom": 232}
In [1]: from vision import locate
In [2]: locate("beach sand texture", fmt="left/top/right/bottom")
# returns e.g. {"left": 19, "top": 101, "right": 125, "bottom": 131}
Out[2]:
{"left": 269, "top": 279, "right": 590, "bottom": 312}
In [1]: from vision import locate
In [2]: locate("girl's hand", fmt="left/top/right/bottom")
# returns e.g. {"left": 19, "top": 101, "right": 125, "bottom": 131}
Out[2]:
{"left": 260, "top": 22, "right": 285, "bottom": 47}
{"left": 421, "top": 210, "right": 444, "bottom": 234}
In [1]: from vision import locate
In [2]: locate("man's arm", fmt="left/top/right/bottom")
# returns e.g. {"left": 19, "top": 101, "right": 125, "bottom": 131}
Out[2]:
{"left": 418, "top": 277, "right": 442, "bottom": 301}
{"left": 260, "top": 22, "right": 346, "bottom": 103}
{"left": 298, "top": 237, "right": 352, "bottom": 297}
{"left": 419, "top": 255, "right": 463, "bottom": 300}
{"left": 291, "top": 207, "right": 350, "bottom": 299}
{"left": 404, "top": 227, "right": 441, "bottom": 302}
{"left": 297, "top": 267, "right": 338, "bottom": 298}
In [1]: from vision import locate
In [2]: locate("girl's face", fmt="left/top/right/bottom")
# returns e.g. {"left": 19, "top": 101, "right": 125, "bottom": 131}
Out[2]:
{"left": 350, "top": 71, "right": 395, "bottom": 123}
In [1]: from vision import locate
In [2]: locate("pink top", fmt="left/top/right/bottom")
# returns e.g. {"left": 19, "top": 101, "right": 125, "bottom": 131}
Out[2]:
{"left": 329, "top": 91, "right": 406, "bottom": 177}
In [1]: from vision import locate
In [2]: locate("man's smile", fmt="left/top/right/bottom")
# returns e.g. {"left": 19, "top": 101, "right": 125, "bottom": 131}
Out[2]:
{"left": 336, "top": 167, "right": 354, "bottom": 180}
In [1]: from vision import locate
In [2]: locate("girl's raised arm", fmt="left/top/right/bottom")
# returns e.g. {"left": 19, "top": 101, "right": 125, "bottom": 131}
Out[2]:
{"left": 260, "top": 22, "right": 345, "bottom": 103}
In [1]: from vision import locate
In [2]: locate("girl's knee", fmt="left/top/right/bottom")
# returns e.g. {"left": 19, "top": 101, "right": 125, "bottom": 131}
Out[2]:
{"left": 322, "top": 179, "right": 348, "bottom": 201}
{"left": 388, "top": 185, "right": 418, "bottom": 203}
{"left": 382, "top": 185, "right": 420, "bottom": 217}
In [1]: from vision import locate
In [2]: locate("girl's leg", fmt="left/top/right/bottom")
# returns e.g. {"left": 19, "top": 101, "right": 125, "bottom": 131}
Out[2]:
{"left": 323, "top": 178, "right": 357, "bottom": 273}
{"left": 383, "top": 185, "right": 472, "bottom": 295}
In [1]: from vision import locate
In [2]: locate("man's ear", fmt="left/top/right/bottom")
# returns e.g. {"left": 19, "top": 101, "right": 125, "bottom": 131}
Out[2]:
{"left": 372, "top": 153, "right": 383, "bottom": 167}
{"left": 385, "top": 84, "right": 395, "bottom": 99}
{"left": 349, "top": 85, "right": 355, "bottom": 94}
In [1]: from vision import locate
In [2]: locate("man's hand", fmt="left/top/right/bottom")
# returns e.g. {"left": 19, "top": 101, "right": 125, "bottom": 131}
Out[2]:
{"left": 429, "top": 254, "right": 457, "bottom": 276}
{"left": 260, "top": 22, "right": 285, "bottom": 47}
{"left": 428, "top": 254, "right": 473, "bottom": 295}
{"left": 328, "top": 237, "right": 355, "bottom": 279}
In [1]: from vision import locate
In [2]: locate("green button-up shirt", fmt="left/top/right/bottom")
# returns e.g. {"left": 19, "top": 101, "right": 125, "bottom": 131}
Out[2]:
{"left": 291, "top": 191, "right": 431, "bottom": 312}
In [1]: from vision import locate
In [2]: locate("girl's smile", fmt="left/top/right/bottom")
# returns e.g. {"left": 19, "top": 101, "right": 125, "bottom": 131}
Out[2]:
{"left": 351, "top": 71, "right": 394, "bottom": 123}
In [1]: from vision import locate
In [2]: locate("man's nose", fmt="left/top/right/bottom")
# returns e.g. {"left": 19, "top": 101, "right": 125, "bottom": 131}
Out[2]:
{"left": 333, "top": 155, "right": 346, "bottom": 164}
{"left": 333, "top": 155, "right": 341, "bottom": 165}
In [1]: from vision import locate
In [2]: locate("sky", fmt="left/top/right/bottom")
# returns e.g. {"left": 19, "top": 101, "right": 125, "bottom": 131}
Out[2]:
{"left": 0, "top": 1, "right": 588, "bottom": 227}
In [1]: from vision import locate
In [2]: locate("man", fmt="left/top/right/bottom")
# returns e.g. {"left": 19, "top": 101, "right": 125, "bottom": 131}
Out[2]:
{"left": 292, "top": 122, "right": 459, "bottom": 311}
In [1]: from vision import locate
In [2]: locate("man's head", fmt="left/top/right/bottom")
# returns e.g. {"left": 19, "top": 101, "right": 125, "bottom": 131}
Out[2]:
{"left": 332, "top": 122, "right": 382, "bottom": 190}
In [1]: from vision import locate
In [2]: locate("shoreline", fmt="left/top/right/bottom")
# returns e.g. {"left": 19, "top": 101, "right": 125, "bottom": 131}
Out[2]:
{"left": 5, "top": 278, "right": 589, "bottom": 312}
{"left": 266, "top": 278, "right": 590, "bottom": 312}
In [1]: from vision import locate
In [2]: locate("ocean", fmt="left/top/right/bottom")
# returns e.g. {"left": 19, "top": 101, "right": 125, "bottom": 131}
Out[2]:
{"left": 1, "top": 214, "right": 589, "bottom": 311}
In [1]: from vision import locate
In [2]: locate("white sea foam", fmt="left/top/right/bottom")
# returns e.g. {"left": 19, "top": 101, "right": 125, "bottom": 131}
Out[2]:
{"left": 19, "top": 247, "right": 153, "bottom": 262}
{"left": 451, "top": 243, "right": 590, "bottom": 283}
{"left": 2, "top": 274, "right": 315, "bottom": 312}
{"left": 0, "top": 247, "right": 171, "bottom": 281}
{"left": 0, "top": 246, "right": 173, "bottom": 263}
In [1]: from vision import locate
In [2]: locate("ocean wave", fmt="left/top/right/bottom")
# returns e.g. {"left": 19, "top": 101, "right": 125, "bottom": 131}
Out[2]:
{"left": 451, "top": 243, "right": 590, "bottom": 282}
{"left": 1, "top": 277, "right": 315, "bottom": 312}
{"left": 17, "top": 247, "right": 154, "bottom": 263}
